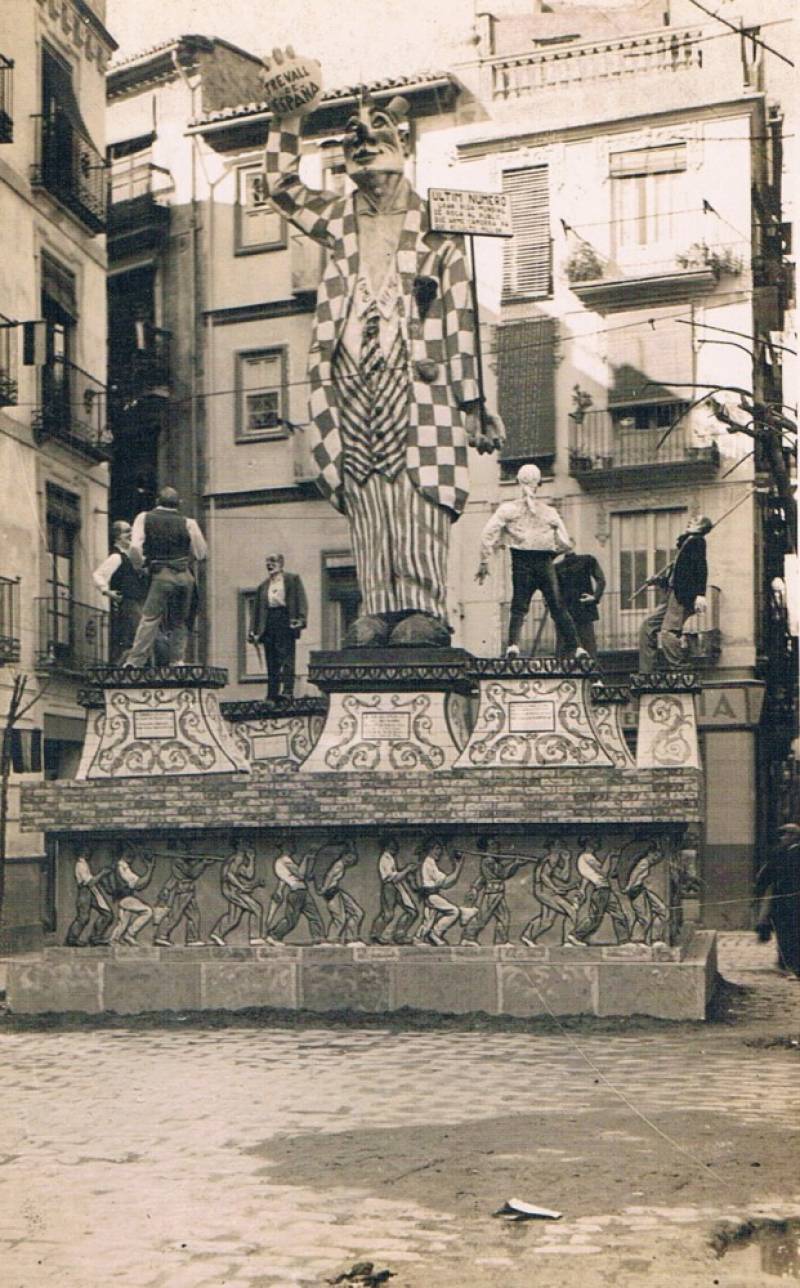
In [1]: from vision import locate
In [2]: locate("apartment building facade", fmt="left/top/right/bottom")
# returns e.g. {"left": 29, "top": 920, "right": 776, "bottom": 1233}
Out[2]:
{"left": 0, "top": 0, "right": 116, "bottom": 945}
{"left": 104, "top": 3, "right": 794, "bottom": 925}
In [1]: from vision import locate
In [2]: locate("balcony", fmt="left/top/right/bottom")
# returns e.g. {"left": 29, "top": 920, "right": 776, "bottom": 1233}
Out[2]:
{"left": 0, "top": 315, "right": 17, "bottom": 406}
{"left": 35, "top": 597, "right": 109, "bottom": 673}
{"left": 107, "top": 160, "right": 171, "bottom": 261}
{"left": 0, "top": 54, "right": 13, "bottom": 143}
{"left": 512, "top": 586, "right": 722, "bottom": 667}
{"left": 491, "top": 26, "right": 704, "bottom": 100}
{"left": 568, "top": 410, "right": 719, "bottom": 489}
{"left": 111, "top": 326, "right": 171, "bottom": 406}
{"left": 0, "top": 575, "right": 21, "bottom": 664}
{"left": 34, "top": 358, "right": 111, "bottom": 461}
{"left": 30, "top": 111, "right": 107, "bottom": 235}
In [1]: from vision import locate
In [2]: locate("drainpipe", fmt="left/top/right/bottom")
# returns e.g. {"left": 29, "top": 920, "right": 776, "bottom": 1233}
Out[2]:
{"left": 171, "top": 49, "right": 204, "bottom": 659}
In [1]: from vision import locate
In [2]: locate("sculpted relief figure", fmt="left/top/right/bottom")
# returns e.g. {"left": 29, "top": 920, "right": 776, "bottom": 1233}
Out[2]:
{"left": 262, "top": 48, "right": 504, "bottom": 648}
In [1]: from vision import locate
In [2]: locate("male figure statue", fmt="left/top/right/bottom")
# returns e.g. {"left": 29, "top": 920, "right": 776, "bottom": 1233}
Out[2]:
{"left": 266, "top": 839, "right": 325, "bottom": 946}
{"left": 370, "top": 835, "right": 418, "bottom": 944}
{"left": 65, "top": 848, "right": 114, "bottom": 947}
{"left": 92, "top": 521, "right": 148, "bottom": 664}
{"left": 461, "top": 834, "right": 532, "bottom": 946}
{"left": 638, "top": 515, "right": 711, "bottom": 672}
{"left": 124, "top": 487, "right": 207, "bottom": 667}
{"left": 316, "top": 841, "right": 366, "bottom": 945}
{"left": 209, "top": 840, "right": 267, "bottom": 947}
{"left": 554, "top": 549, "right": 606, "bottom": 658}
{"left": 477, "top": 463, "right": 587, "bottom": 660}
{"left": 248, "top": 552, "right": 308, "bottom": 702}
{"left": 108, "top": 845, "right": 156, "bottom": 945}
{"left": 153, "top": 841, "right": 214, "bottom": 948}
{"left": 262, "top": 48, "right": 504, "bottom": 648}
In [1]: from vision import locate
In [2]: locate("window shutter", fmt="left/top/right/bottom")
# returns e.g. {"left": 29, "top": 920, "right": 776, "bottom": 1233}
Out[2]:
{"left": 609, "top": 145, "right": 686, "bottom": 177}
{"left": 497, "top": 317, "right": 557, "bottom": 462}
{"left": 502, "top": 167, "right": 551, "bottom": 298}
{"left": 42, "top": 253, "right": 77, "bottom": 319}
{"left": 608, "top": 317, "right": 693, "bottom": 404}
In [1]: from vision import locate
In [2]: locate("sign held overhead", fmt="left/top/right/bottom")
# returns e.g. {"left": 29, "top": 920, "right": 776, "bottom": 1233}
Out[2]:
{"left": 428, "top": 188, "right": 514, "bottom": 238}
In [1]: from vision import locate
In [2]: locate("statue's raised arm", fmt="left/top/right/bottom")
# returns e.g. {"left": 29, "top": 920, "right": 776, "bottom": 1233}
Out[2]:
{"left": 260, "top": 47, "right": 504, "bottom": 650}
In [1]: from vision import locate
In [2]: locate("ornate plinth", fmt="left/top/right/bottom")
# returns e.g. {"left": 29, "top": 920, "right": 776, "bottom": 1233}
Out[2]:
{"left": 76, "top": 666, "right": 250, "bottom": 780}
{"left": 454, "top": 657, "right": 633, "bottom": 769}
{"left": 303, "top": 648, "right": 474, "bottom": 772}
{"left": 631, "top": 672, "right": 701, "bottom": 770}
{"left": 221, "top": 698, "right": 327, "bottom": 772}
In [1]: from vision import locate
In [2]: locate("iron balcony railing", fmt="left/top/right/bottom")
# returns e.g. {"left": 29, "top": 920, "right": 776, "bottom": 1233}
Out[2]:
{"left": 506, "top": 585, "right": 721, "bottom": 659}
{"left": 34, "top": 357, "right": 111, "bottom": 461}
{"left": 0, "top": 575, "right": 21, "bottom": 664}
{"left": 30, "top": 111, "right": 107, "bottom": 234}
{"left": 0, "top": 314, "right": 17, "bottom": 406}
{"left": 35, "top": 596, "right": 109, "bottom": 673}
{"left": 568, "top": 409, "right": 719, "bottom": 475}
{"left": 0, "top": 54, "right": 13, "bottom": 143}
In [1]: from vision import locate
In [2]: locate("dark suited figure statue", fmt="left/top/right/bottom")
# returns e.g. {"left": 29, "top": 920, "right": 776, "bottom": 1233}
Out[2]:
{"left": 249, "top": 553, "right": 308, "bottom": 702}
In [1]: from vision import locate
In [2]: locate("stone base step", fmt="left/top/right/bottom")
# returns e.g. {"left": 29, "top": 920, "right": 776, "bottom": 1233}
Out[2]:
{"left": 6, "top": 931, "right": 716, "bottom": 1021}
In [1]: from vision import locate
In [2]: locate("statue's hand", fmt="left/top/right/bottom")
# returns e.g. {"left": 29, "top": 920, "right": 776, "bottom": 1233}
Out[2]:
{"left": 463, "top": 406, "right": 506, "bottom": 455}
{"left": 261, "top": 46, "right": 323, "bottom": 119}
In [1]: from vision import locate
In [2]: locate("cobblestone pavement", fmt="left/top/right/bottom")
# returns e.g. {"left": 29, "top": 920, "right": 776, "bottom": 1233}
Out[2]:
{"left": 0, "top": 933, "right": 798, "bottom": 1287}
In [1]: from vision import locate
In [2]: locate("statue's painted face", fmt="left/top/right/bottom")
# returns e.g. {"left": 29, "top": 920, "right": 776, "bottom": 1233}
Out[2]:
{"left": 343, "top": 101, "right": 406, "bottom": 183}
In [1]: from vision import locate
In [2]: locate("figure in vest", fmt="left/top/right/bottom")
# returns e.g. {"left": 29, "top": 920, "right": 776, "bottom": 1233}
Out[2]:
{"left": 124, "top": 487, "right": 208, "bottom": 667}
{"left": 261, "top": 48, "right": 504, "bottom": 647}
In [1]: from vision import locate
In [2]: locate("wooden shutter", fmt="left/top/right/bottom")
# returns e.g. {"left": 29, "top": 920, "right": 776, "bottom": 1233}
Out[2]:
{"left": 608, "top": 316, "right": 693, "bottom": 404}
{"left": 502, "top": 167, "right": 551, "bottom": 298}
{"left": 497, "top": 317, "right": 557, "bottom": 463}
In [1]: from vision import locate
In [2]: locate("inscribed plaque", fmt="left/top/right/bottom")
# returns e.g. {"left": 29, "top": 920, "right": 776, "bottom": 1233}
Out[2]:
{"left": 133, "top": 709, "right": 177, "bottom": 740}
{"left": 361, "top": 711, "right": 411, "bottom": 741}
{"left": 251, "top": 732, "right": 290, "bottom": 762}
{"left": 508, "top": 700, "right": 556, "bottom": 733}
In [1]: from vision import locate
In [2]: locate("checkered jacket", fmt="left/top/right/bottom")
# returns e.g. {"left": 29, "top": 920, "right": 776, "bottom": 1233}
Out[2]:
{"left": 265, "top": 123, "right": 480, "bottom": 517}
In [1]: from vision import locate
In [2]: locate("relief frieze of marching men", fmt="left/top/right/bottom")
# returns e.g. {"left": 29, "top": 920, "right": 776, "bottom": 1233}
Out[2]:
{"left": 64, "top": 830, "right": 672, "bottom": 950}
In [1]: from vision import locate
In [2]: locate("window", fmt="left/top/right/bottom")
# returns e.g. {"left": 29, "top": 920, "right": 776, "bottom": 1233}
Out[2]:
{"left": 236, "top": 348, "right": 287, "bottom": 441}
{"left": 235, "top": 165, "right": 285, "bottom": 254}
{"left": 41, "top": 253, "right": 77, "bottom": 431}
{"left": 238, "top": 590, "right": 266, "bottom": 683}
{"left": 610, "top": 144, "right": 686, "bottom": 254}
{"left": 613, "top": 508, "right": 685, "bottom": 614}
{"left": 0, "top": 52, "right": 13, "bottom": 143}
{"left": 45, "top": 485, "right": 80, "bottom": 661}
{"left": 608, "top": 314, "right": 693, "bottom": 405}
{"left": 502, "top": 166, "right": 551, "bottom": 299}
{"left": 37, "top": 45, "right": 106, "bottom": 233}
{"left": 496, "top": 317, "right": 557, "bottom": 474}
{"left": 109, "top": 145, "right": 154, "bottom": 203}
{"left": 0, "top": 313, "right": 17, "bottom": 405}
{"left": 322, "top": 552, "right": 360, "bottom": 649}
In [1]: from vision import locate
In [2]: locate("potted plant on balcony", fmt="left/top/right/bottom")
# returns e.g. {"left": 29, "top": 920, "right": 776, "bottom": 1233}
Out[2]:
{"left": 564, "top": 242, "right": 606, "bottom": 283}
{"left": 569, "top": 385, "right": 594, "bottom": 470}
{"left": 676, "top": 241, "right": 743, "bottom": 278}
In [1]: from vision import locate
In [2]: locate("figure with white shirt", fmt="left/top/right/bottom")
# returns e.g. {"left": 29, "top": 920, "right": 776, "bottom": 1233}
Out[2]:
{"left": 370, "top": 835, "right": 418, "bottom": 944}
{"left": 123, "top": 486, "right": 207, "bottom": 668}
{"left": 476, "top": 463, "right": 587, "bottom": 661}
{"left": 92, "top": 521, "right": 151, "bottom": 664}
{"left": 248, "top": 553, "right": 308, "bottom": 703}
{"left": 266, "top": 839, "right": 325, "bottom": 945}
{"left": 65, "top": 848, "right": 114, "bottom": 946}
{"left": 414, "top": 837, "right": 476, "bottom": 946}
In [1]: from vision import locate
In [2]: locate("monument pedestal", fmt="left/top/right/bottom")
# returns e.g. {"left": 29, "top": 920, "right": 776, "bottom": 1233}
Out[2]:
{"left": 221, "top": 697, "right": 327, "bottom": 771}
{"left": 76, "top": 666, "right": 249, "bottom": 780}
{"left": 302, "top": 648, "right": 474, "bottom": 772}
{"left": 631, "top": 672, "right": 701, "bottom": 770}
{"left": 454, "top": 657, "right": 633, "bottom": 769}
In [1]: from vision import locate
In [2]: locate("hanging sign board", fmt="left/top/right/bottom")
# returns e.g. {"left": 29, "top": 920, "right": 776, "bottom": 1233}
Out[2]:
{"left": 428, "top": 188, "right": 514, "bottom": 238}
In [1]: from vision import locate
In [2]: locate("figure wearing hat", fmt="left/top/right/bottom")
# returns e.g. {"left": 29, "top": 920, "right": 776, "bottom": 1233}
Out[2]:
{"left": 261, "top": 49, "right": 504, "bottom": 648}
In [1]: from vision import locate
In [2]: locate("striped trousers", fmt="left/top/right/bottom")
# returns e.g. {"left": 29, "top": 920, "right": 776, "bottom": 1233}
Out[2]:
{"left": 343, "top": 470, "right": 451, "bottom": 619}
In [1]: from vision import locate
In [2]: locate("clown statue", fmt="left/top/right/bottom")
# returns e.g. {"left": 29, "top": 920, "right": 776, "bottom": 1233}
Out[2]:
{"left": 262, "top": 48, "right": 504, "bottom": 648}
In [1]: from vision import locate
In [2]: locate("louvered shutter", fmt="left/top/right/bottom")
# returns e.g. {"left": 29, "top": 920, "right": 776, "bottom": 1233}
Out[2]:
{"left": 502, "top": 167, "right": 551, "bottom": 298}
{"left": 497, "top": 317, "right": 557, "bottom": 463}
{"left": 608, "top": 316, "right": 693, "bottom": 404}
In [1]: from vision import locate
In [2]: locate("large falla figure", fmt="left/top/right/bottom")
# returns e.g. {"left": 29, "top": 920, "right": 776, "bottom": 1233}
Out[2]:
{"left": 262, "top": 48, "right": 504, "bottom": 647}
